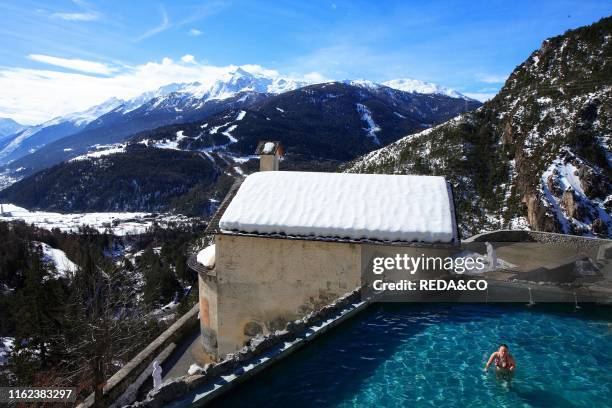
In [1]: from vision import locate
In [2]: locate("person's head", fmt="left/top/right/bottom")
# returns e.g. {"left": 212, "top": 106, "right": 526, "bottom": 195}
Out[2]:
{"left": 498, "top": 344, "right": 509, "bottom": 356}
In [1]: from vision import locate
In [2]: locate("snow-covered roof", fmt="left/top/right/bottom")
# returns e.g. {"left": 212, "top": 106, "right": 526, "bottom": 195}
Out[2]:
{"left": 196, "top": 244, "right": 216, "bottom": 268}
{"left": 255, "top": 141, "right": 282, "bottom": 155}
{"left": 219, "top": 171, "right": 457, "bottom": 243}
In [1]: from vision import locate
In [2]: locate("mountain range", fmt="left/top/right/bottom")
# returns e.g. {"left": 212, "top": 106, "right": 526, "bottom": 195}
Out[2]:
{"left": 0, "top": 69, "right": 474, "bottom": 176}
{"left": 2, "top": 18, "right": 608, "bottom": 239}
{"left": 0, "top": 79, "right": 479, "bottom": 214}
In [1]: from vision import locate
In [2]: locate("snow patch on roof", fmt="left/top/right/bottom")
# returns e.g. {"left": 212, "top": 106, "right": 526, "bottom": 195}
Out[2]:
{"left": 262, "top": 142, "right": 275, "bottom": 154}
{"left": 196, "top": 244, "right": 216, "bottom": 267}
{"left": 219, "top": 171, "right": 456, "bottom": 243}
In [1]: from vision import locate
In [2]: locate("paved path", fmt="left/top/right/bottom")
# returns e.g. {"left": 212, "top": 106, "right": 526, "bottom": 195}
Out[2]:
{"left": 162, "top": 327, "right": 214, "bottom": 381}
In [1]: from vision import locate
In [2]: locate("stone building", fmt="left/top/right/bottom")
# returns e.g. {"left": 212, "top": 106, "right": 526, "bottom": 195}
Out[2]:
{"left": 196, "top": 142, "right": 458, "bottom": 359}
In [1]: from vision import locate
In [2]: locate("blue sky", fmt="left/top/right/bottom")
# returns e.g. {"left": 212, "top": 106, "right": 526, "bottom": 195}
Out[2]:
{"left": 0, "top": 0, "right": 610, "bottom": 124}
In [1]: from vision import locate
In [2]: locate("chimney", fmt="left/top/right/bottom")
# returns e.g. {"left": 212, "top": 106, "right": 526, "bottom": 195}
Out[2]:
{"left": 255, "top": 141, "right": 283, "bottom": 171}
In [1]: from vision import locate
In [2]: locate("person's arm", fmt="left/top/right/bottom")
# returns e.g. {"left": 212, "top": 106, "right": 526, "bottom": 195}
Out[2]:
{"left": 508, "top": 355, "right": 516, "bottom": 372}
{"left": 484, "top": 352, "right": 496, "bottom": 371}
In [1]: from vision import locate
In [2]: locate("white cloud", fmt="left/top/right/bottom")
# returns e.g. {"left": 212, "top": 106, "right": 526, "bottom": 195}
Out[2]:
{"left": 0, "top": 56, "right": 324, "bottom": 124}
{"left": 51, "top": 1, "right": 101, "bottom": 21}
{"left": 136, "top": 6, "right": 170, "bottom": 41}
{"left": 28, "top": 54, "right": 118, "bottom": 75}
{"left": 463, "top": 92, "right": 496, "bottom": 102}
{"left": 189, "top": 28, "right": 203, "bottom": 36}
{"left": 181, "top": 54, "right": 195, "bottom": 63}
{"left": 477, "top": 73, "right": 508, "bottom": 84}
{"left": 302, "top": 72, "right": 328, "bottom": 83}
{"left": 52, "top": 11, "right": 99, "bottom": 21}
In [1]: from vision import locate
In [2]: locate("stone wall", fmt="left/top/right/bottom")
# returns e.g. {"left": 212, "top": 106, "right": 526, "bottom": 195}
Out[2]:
{"left": 210, "top": 234, "right": 362, "bottom": 356}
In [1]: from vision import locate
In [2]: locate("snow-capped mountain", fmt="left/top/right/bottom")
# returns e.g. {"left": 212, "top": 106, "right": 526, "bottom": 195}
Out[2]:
{"left": 383, "top": 78, "right": 469, "bottom": 99}
{"left": 341, "top": 78, "right": 473, "bottom": 100}
{"left": 0, "top": 81, "right": 482, "bottom": 213}
{"left": 0, "top": 98, "right": 123, "bottom": 166}
{"left": 0, "top": 68, "right": 306, "bottom": 169}
{"left": 185, "top": 67, "right": 307, "bottom": 100}
{"left": 3, "top": 68, "right": 309, "bottom": 175}
{"left": 0, "top": 118, "right": 25, "bottom": 139}
{"left": 121, "top": 68, "right": 307, "bottom": 113}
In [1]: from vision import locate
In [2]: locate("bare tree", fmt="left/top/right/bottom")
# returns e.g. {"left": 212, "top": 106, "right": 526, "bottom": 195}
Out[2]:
{"left": 58, "top": 251, "right": 155, "bottom": 407}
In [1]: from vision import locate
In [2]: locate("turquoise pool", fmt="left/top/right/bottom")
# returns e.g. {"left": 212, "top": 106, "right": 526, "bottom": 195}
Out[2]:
{"left": 210, "top": 304, "right": 612, "bottom": 407}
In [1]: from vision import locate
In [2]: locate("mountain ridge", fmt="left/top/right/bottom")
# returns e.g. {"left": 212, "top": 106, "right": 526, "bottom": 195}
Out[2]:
{"left": 0, "top": 81, "right": 481, "bottom": 213}
{"left": 0, "top": 68, "right": 472, "bottom": 171}
{"left": 344, "top": 16, "right": 612, "bottom": 238}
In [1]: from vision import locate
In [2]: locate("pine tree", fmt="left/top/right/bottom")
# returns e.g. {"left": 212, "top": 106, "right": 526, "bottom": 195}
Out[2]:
{"left": 10, "top": 244, "right": 65, "bottom": 384}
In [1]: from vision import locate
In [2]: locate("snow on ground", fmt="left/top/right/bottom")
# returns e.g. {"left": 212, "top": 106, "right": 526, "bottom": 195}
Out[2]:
{"left": 275, "top": 107, "right": 284, "bottom": 113}
{"left": 196, "top": 244, "right": 216, "bottom": 267}
{"left": 0, "top": 203, "right": 195, "bottom": 235}
{"left": 34, "top": 242, "right": 79, "bottom": 279}
{"left": 236, "top": 110, "right": 246, "bottom": 121}
{"left": 209, "top": 122, "right": 231, "bottom": 135}
{"left": 71, "top": 144, "right": 127, "bottom": 161}
{"left": 509, "top": 216, "right": 530, "bottom": 230}
{"left": 152, "top": 130, "right": 190, "bottom": 150}
{"left": 355, "top": 104, "right": 381, "bottom": 145}
{"left": 0, "top": 169, "right": 20, "bottom": 191}
{"left": 220, "top": 172, "right": 456, "bottom": 243}
{"left": 201, "top": 151, "right": 216, "bottom": 163}
{"left": 153, "top": 140, "right": 179, "bottom": 150}
{"left": 0, "top": 337, "right": 14, "bottom": 366}
{"left": 222, "top": 125, "right": 238, "bottom": 143}
{"left": 540, "top": 154, "right": 612, "bottom": 234}
{"left": 188, "top": 363, "right": 204, "bottom": 375}
{"left": 231, "top": 155, "right": 258, "bottom": 163}
{"left": 345, "top": 114, "right": 465, "bottom": 172}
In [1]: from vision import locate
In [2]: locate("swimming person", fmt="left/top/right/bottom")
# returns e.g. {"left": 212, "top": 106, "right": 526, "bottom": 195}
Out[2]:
{"left": 484, "top": 344, "right": 516, "bottom": 373}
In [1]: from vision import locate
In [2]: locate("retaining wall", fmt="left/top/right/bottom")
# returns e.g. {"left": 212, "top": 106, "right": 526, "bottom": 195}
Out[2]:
{"left": 77, "top": 304, "right": 200, "bottom": 408}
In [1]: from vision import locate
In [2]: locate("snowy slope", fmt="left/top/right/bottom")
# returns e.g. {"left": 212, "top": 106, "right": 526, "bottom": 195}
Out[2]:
{"left": 34, "top": 241, "right": 79, "bottom": 278}
{"left": 120, "top": 67, "right": 308, "bottom": 115}
{"left": 346, "top": 17, "right": 612, "bottom": 238}
{"left": 0, "top": 98, "right": 123, "bottom": 165}
{"left": 0, "top": 118, "right": 25, "bottom": 138}
{"left": 1, "top": 67, "right": 309, "bottom": 176}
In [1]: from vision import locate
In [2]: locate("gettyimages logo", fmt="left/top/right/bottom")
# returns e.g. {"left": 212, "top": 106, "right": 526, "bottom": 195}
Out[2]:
{"left": 371, "top": 253, "right": 487, "bottom": 275}
{"left": 368, "top": 251, "right": 489, "bottom": 295}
